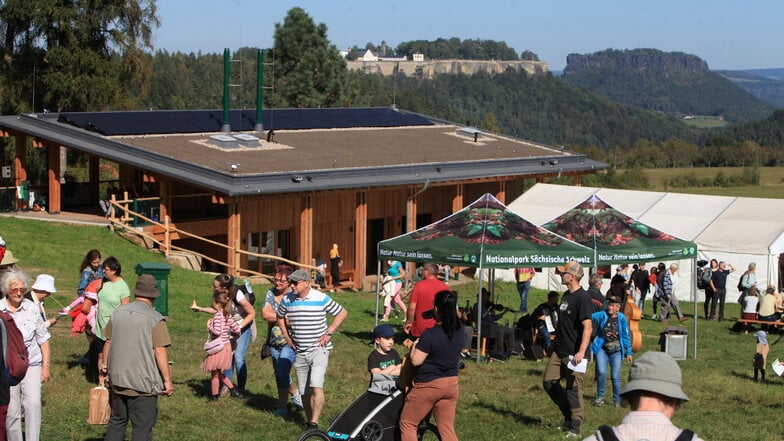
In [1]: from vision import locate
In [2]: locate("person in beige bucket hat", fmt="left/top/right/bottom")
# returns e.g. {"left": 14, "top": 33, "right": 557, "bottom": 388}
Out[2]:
{"left": 583, "top": 351, "right": 703, "bottom": 441}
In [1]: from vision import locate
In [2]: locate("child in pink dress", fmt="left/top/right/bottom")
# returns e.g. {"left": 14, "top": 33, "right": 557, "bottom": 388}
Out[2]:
{"left": 202, "top": 291, "right": 241, "bottom": 401}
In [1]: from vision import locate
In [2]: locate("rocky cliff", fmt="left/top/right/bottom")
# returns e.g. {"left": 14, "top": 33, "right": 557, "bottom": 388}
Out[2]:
{"left": 347, "top": 59, "right": 548, "bottom": 78}
{"left": 564, "top": 49, "right": 708, "bottom": 75}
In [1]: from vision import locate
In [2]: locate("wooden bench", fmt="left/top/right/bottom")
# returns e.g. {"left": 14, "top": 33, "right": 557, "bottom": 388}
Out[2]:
{"left": 326, "top": 269, "right": 356, "bottom": 291}
{"left": 736, "top": 318, "right": 784, "bottom": 334}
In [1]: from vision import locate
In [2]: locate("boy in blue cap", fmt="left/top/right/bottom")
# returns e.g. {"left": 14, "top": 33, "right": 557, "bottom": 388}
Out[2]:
{"left": 367, "top": 324, "right": 402, "bottom": 377}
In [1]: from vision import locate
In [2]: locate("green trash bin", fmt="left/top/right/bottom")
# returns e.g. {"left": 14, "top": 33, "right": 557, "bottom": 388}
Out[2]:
{"left": 135, "top": 262, "right": 171, "bottom": 316}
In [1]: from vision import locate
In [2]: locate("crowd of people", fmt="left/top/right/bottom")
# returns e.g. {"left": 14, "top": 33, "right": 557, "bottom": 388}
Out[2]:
{"left": 2, "top": 234, "right": 771, "bottom": 440}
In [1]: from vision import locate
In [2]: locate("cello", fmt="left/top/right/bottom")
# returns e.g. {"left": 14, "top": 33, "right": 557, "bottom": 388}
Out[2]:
{"left": 623, "top": 300, "right": 643, "bottom": 352}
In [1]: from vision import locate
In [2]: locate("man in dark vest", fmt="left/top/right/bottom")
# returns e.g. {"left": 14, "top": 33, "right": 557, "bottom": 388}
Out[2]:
{"left": 101, "top": 274, "right": 173, "bottom": 441}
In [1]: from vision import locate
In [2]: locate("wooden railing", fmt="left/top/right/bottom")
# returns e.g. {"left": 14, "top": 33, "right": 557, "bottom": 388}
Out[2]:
{"left": 106, "top": 197, "right": 317, "bottom": 280}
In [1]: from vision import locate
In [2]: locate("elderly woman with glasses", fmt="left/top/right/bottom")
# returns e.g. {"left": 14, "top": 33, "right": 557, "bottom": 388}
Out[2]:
{"left": 0, "top": 269, "right": 51, "bottom": 441}
{"left": 261, "top": 265, "right": 303, "bottom": 416}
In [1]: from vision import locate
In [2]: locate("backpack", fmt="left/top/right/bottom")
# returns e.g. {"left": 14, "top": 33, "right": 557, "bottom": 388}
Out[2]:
{"left": 236, "top": 280, "right": 255, "bottom": 306}
{"left": 737, "top": 274, "right": 746, "bottom": 292}
{"left": 696, "top": 267, "right": 712, "bottom": 290}
{"left": 0, "top": 311, "right": 29, "bottom": 386}
{"left": 598, "top": 425, "right": 695, "bottom": 441}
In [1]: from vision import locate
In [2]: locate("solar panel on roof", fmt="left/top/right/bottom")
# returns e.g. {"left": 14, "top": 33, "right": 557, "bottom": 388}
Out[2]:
{"left": 57, "top": 108, "right": 434, "bottom": 136}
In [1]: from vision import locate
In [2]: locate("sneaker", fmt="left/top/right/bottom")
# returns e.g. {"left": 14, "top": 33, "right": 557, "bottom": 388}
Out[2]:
{"left": 594, "top": 398, "right": 605, "bottom": 407}
{"left": 564, "top": 431, "right": 581, "bottom": 438}
{"left": 306, "top": 422, "right": 319, "bottom": 430}
{"left": 614, "top": 402, "right": 621, "bottom": 408}
{"left": 679, "top": 317, "right": 688, "bottom": 322}
{"left": 274, "top": 407, "right": 288, "bottom": 417}
{"left": 558, "top": 420, "right": 572, "bottom": 431}
{"left": 229, "top": 388, "right": 244, "bottom": 398}
{"left": 291, "top": 393, "right": 304, "bottom": 409}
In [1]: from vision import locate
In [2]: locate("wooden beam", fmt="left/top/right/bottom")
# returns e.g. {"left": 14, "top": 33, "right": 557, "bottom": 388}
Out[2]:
{"left": 496, "top": 179, "right": 506, "bottom": 204}
{"left": 226, "top": 198, "right": 241, "bottom": 276}
{"left": 46, "top": 143, "right": 62, "bottom": 213}
{"left": 299, "top": 193, "right": 313, "bottom": 272}
{"left": 354, "top": 190, "right": 368, "bottom": 288}
{"left": 452, "top": 183, "right": 464, "bottom": 214}
{"left": 14, "top": 135, "right": 27, "bottom": 210}
{"left": 158, "top": 178, "right": 170, "bottom": 221}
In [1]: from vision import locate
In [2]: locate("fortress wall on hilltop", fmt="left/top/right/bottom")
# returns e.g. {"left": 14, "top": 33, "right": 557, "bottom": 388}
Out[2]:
{"left": 346, "top": 59, "right": 549, "bottom": 78}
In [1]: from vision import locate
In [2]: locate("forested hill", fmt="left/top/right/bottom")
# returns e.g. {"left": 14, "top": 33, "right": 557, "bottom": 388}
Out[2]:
{"left": 562, "top": 49, "right": 776, "bottom": 123}
{"left": 348, "top": 69, "right": 704, "bottom": 149}
{"left": 718, "top": 70, "right": 784, "bottom": 108}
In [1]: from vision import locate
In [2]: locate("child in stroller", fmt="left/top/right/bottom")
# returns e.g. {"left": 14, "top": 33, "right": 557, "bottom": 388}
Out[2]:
{"left": 298, "top": 325, "right": 440, "bottom": 441}
{"left": 297, "top": 374, "right": 440, "bottom": 441}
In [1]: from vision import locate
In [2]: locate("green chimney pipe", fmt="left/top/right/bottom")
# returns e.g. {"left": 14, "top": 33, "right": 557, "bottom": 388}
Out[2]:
{"left": 255, "top": 49, "right": 264, "bottom": 132}
{"left": 222, "top": 48, "right": 231, "bottom": 132}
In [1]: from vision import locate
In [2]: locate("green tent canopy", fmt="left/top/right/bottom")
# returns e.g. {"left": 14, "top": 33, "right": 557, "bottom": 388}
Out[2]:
{"left": 541, "top": 194, "right": 698, "bottom": 265}
{"left": 378, "top": 193, "right": 593, "bottom": 268}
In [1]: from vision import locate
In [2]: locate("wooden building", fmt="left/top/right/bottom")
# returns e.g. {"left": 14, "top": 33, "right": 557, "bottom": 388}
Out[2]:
{"left": 0, "top": 108, "right": 606, "bottom": 288}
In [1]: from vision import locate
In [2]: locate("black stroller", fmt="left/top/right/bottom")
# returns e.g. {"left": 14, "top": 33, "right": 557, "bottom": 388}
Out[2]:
{"left": 297, "top": 374, "right": 441, "bottom": 441}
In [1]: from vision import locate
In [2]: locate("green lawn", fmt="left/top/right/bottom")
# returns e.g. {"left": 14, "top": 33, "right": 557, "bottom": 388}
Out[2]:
{"left": 681, "top": 116, "right": 729, "bottom": 129}
{"left": 1, "top": 217, "right": 781, "bottom": 440}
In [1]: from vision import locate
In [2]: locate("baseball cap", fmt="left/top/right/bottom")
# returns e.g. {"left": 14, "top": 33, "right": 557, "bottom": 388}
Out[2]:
{"left": 373, "top": 324, "right": 395, "bottom": 339}
{"left": 620, "top": 351, "right": 688, "bottom": 401}
{"left": 288, "top": 269, "right": 311, "bottom": 284}
{"left": 555, "top": 260, "right": 584, "bottom": 278}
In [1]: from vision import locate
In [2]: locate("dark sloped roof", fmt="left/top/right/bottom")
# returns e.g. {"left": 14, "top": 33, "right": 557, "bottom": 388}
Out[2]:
{"left": 57, "top": 107, "right": 434, "bottom": 136}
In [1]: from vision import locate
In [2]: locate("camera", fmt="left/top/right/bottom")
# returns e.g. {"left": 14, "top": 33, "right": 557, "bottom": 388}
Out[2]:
{"left": 697, "top": 259, "right": 708, "bottom": 267}
{"left": 421, "top": 309, "right": 436, "bottom": 320}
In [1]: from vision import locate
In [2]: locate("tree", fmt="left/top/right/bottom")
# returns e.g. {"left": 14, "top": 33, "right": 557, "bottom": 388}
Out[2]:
{"left": 0, "top": 0, "right": 160, "bottom": 112}
{"left": 269, "top": 7, "right": 350, "bottom": 108}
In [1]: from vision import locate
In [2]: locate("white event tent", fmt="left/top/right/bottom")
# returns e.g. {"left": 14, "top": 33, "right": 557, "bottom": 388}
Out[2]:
{"left": 505, "top": 183, "right": 784, "bottom": 302}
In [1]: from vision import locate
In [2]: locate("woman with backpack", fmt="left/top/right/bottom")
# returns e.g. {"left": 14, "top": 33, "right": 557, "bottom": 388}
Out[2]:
{"left": 192, "top": 274, "right": 256, "bottom": 396}
{"left": 738, "top": 263, "right": 758, "bottom": 316}
{"left": 0, "top": 268, "right": 51, "bottom": 441}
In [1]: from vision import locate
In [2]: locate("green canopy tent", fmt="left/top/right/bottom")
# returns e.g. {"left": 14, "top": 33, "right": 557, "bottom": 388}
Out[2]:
{"left": 541, "top": 194, "right": 700, "bottom": 356}
{"left": 377, "top": 193, "right": 593, "bottom": 361}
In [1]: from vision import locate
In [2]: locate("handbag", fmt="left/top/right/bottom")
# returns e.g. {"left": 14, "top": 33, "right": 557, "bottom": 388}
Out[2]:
{"left": 203, "top": 337, "right": 224, "bottom": 355}
{"left": 260, "top": 342, "right": 271, "bottom": 360}
{"left": 87, "top": 386, "right": 110, "bottom": 425}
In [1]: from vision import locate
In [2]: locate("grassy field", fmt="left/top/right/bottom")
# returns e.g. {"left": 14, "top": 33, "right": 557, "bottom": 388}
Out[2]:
{"left": 642, "top": 166, "right": 784, "bottom": 199}
{"left": 0, "top": 217, "right": 782, "bottom": 440}
{"left": 681, "top": 116, "right": 729, "bottom": 129}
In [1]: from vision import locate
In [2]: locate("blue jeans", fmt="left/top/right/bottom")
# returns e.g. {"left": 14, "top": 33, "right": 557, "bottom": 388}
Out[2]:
{"left": 538, "top": 324, "right": 553, "bottom": 352}
{"left": 224, "top": 325, "right": 251, "bottom": 390}
{"left": 517, "top": 281, "right": 531, "bottom": 312}
{"left": 269, "top": 344, "right": 296, "bottom": 391}
{"left": 595, "top": 348, "right": 622, "bottom": 404}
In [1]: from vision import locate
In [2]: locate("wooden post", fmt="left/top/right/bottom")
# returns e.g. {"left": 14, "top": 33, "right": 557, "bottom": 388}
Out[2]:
{"left": 163, "top": 215, "right": 171, "bottom": 257}
{"left": 226, "top": 198, "right": 242, "bottom": 276}
{"left": 405, "top": 189, "right": 418, "bottom": 277}
{"left": 299, "top": 193, "right": 313, "bottom": 273}
{"left": 496, "top": 179, "right": 506, "bottom": 204}
{"left": 46, "top": 143, "right": 62, "bottom": 213}
{"left": 158, "top": 178, "right": 170, "bottom": 221}
{"left": 354, "top": 190, "right": 368, "bottom": 289}
{"left": 452, "top": 183, "right": 464, "bottom": 214}
{"left": 14, "top": 135, "right": 26, "bottom": 210}
{"left": 572, "top": 174, "right": 581, "bottom": 186}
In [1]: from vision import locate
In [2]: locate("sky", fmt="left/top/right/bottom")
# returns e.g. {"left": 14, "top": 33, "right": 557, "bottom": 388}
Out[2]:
{"left": 154, "top": 0, "right": 783, "bottom": 71}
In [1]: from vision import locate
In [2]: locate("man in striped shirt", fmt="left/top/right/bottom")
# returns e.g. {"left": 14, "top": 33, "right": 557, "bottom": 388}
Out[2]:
{"left": 277, "top": 269, "right": 348, "bottom": 429}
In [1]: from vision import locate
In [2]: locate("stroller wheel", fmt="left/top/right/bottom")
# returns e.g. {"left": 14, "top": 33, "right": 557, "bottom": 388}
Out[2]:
{"left": 297, "top": 428, "right": 331, "bottom": 441}
{"left": 417, "top": 422, "right": 441, "bottom": 441}
{"left": 360, "top": 420, "right": 384, "bottom": 441}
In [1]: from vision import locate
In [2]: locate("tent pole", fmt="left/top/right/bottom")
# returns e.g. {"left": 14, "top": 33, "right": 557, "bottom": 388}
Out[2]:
{"left": 692, "top": 258, "right": 698, "bottom": 359}
{"left": 476, "top": 266, "right": 484, "bottom": 363}
{"left": 375, "top": 260, "right": 381, "bottom": 326}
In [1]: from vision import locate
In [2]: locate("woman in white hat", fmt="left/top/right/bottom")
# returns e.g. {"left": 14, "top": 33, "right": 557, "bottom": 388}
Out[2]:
{"left": 0, "top": 268, "right": 51, "bottom": 441}
{"left": 26, "top": 274, "right": 60, "bottom": 328}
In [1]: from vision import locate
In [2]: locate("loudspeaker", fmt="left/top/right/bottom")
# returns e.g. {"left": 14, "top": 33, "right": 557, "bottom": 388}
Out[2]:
{"left": 663, "top": 334, "right": 688, "bottom": 360}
